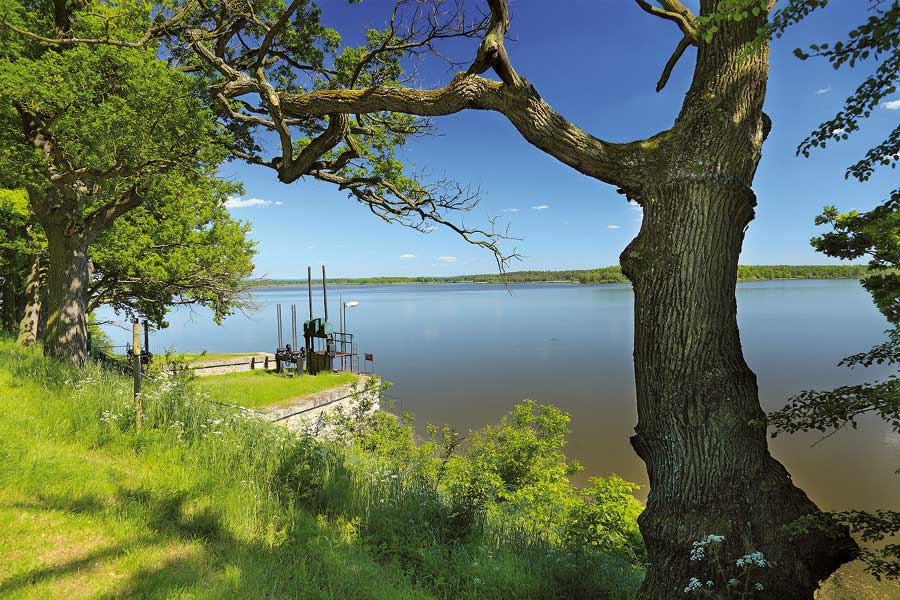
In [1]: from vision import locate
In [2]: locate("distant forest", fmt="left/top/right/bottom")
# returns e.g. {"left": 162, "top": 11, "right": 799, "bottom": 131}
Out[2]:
{"left": 254, "top": 265, "right": 868, "bottom": 287}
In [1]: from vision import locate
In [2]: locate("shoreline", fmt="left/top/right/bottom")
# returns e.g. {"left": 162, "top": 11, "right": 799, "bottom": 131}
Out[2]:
{"left": 249, "top": 275, "right": 864, "bottom": 290}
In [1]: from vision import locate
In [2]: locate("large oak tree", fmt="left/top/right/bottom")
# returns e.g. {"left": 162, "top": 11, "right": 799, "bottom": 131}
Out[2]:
{"left": 0, "top": 0, "right": 234, "bottom": 364}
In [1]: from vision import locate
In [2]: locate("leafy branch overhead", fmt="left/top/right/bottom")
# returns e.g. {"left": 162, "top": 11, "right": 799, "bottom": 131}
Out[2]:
{"left": 181, "top": 0, "right": 523, "bottom": 269}
{"left": 763, "top": 0, "right": 900, "bottom": 582}
{"left": 4, "top": 0, "right": 712, "bottom": 270}
{"left": 769, "top": 0, "right": 900, "bottom": 180}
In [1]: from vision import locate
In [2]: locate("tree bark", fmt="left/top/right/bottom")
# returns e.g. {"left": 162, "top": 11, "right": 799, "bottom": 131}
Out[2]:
{"left": 622, "top": 184, "right": 855, "bottom": 598}
{"left": 42, "top": 226, "right": 89, "bottom": 365}
{"left": 619, "top": 7, "right": 857, "bottom": 598}
{"left": 16, "top": 254, "right": 43, "bottom": 346}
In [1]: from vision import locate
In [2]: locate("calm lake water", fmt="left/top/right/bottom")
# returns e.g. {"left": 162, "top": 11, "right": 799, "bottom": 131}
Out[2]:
{"left": 99, "top": 279, "right": 899, "bottom": 513}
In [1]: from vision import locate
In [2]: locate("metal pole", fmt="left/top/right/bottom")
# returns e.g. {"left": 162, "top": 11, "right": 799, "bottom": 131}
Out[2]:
{"left": 322, "top": 265, "right": 328, "bottom": 322}
{"left": 339, "top": 293, "right": 345, "bottom": 360}
{"left": 143, "top": 320, "right": 149, "bottom": 356}
{"left": 276, "top": 304, "right": 283, "bottom": 348}
{"left": 343, "top": 303, "right": 349, "bottom": 370}
{"left": 307, "top": 266, "right": 313, "bottom": 320}
{"left": 291, "top": 304, "right": 297, "bottom": 349}
{"left": 132, "top": 320, "right": 143, "bottom": 431}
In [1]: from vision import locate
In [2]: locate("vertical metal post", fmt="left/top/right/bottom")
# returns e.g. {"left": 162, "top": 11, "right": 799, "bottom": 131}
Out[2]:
{"left": 143, "top": 320, "right": 150, "bottom": 356}
{"left": 322, "top": 265, "right": 328, "bottom": 322}
{"left": 291, "top": 304, "right": 297, "bottom": 349}
{"left": 339, "top": 293, "right": 346, "bottom": 367}
{"left": 276, "top": 303, "right": 283, "bottom": 348}
{"left": 132, "top": 320, "right": 143, "bottom": 431}
{"left": 307, "top": 266, "right": 313, "bottom": 320}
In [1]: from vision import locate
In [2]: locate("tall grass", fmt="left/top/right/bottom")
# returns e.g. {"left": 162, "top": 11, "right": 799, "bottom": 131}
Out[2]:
{"left": 0, "top": 338, "right": 643, "bottom": 599}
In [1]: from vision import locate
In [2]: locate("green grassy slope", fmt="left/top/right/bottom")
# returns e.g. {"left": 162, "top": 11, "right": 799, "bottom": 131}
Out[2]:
{"left": 0, "top": 340, "right": 642, "bottom": 599}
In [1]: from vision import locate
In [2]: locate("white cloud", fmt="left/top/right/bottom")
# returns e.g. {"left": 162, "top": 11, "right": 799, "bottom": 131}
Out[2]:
{"left": 437, "top": 256, "right": 457, "bottom": 263}
{"left": 815, "top": 86, "right": 832, "bottom": 95}
{"left": 884, "top": 99, "right": 900, "bottom": 110}
{"left": 628, "top": 200, "right": 643, "bottom": 222}
{"left": 501, "top": 208, "right": 520, "bottom": 213}
{"left": 399, "top": 253, "right": 416, "bottom": 259}
{"left": 531, "top": 204, "right": 549, "bottom": 210}
{"left": 607, "top": 225, "right": 621, "bottom": 229}
{"left": 225, "top": 196, "right": 283, "bottom": 208}
{"left": 832, "top": 128, "right": 846, "bottom": 135}
{"left": 421, "top": 225, "right": 436, "bottom": 233}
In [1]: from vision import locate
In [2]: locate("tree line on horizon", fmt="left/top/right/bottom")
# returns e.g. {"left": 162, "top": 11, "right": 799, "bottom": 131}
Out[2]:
{"left": 255, "top": 264, "right": 868, "bottom": 287}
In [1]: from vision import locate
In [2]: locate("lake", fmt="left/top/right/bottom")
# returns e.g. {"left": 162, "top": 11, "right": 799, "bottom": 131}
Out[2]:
{"left": 99, "top": 279, "right": 899, "bottom": 513}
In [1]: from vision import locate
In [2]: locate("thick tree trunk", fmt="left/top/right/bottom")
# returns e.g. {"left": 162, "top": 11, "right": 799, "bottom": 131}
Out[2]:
{"left": 618, "top": 7, "right": 857, "bottom": 598}
{"left": 622, "top": 184, "right": 856, "bottom": 598}
{"left": 16, "top": 255, "right": 43, "bottom": 346}
{"left": 42, "top": 227, "right": 89, "bottom": 365}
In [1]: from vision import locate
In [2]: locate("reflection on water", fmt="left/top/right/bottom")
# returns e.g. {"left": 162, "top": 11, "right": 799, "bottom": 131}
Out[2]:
{"left": 98, "top": 279, "right": 900, "bottom": 512}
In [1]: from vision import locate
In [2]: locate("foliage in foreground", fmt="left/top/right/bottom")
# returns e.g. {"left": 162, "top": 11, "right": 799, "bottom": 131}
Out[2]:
{"left": 0, "top": 338, "right": 643, "bottom": 599}
{"left": 765, "top": 0, "right": 900, "bottom": 582}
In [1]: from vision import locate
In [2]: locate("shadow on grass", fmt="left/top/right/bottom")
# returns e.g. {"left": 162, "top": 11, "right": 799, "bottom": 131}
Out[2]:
{"left": 2, "top": 487, "right": 236, "bottom": 597}
{"left": 0, "top": 538, "right": 153, "bottom": 595}
{"left": 1, "top": 484, "right": 393, "bottom": 600}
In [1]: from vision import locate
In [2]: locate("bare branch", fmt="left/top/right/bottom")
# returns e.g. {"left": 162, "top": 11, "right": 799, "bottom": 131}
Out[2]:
{"left": 85, "top": 186, "right": 143, "bottom": 241}
{"left": 267, "top": 74, "right": 653, "bottom": 190}
{"left": 466, "top": 0, "right": 520, "bottom": 87}
{"left": 252, "top": 0, "right": 303, "bottom": 70}
{"left": 276, "top": 113, "right": 349, "bottom": 183}
{"left": 657, "top": 35, "right": 694, "bottom": 92}
{"left": 311, "top": 168, "right": 521, "bottom": 271}
{"left": 634, "top": 0, "right": 698, "bottom": 39}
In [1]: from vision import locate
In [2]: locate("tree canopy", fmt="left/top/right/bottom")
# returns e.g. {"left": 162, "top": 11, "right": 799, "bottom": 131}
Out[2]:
{"left": 88, "top": 180, "right": 256, "bottom": 327}
{"left": 0, "top": 0, "right": 256, "bottom": 361}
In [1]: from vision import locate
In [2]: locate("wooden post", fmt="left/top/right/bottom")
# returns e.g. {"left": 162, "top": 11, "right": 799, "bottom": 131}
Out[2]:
{"left": 250, "top": 356, "right": 256, "bottom": 370}
{"left": 132, "top": 320, "right": 143, "bottom": 431}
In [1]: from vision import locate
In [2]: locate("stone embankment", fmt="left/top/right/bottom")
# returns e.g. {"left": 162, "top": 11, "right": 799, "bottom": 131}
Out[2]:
{"left": 255, "top": 375, "right": 379, "bottom": 433}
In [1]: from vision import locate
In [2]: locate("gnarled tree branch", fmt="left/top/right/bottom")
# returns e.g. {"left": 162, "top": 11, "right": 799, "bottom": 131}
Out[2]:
{"left": 634, "top": 0, "right": 698, "bottom": 39}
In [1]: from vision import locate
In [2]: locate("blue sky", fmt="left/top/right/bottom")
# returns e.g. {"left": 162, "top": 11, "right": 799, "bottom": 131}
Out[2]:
{"left": 219, "top": 1, "right": 900, "bottom": 279}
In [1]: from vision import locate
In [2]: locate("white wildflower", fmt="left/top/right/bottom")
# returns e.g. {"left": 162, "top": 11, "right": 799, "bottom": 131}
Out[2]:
{"left": 736, "top": 551, "right": 767, "bottom": 569}
{"left": 684, "top": 577, "right": 703, "bottom": 593}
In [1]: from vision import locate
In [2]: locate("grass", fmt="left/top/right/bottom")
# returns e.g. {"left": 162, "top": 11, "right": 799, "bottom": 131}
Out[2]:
{"left": 0, "top": 347, "right": 423, "bottom": 599}
{"left": 0, "top": 338, "right": 643, "bottom": 599}
{"left": 196, "top": 370, "right": 358, "bottom": 409}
